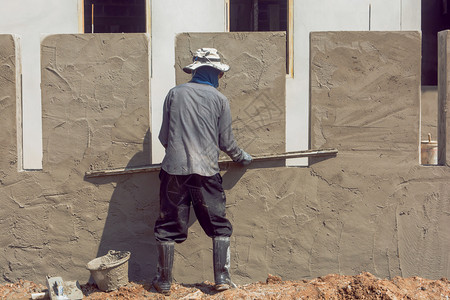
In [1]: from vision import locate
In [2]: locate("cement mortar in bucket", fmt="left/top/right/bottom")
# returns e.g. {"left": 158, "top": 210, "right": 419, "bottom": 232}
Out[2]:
{"left": 86, "top": 250, "right": 131, "bottom": 292}
{"left": 421, "top": 133, "right": 438, "bottom": 165}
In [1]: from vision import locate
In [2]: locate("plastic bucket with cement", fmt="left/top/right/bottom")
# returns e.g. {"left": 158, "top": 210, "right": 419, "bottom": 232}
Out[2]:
{"left": 86, "top": 250, "right": 131, "bottom": 292}
{"left": 421, "top": 134, "right": 437, "bottom": 165}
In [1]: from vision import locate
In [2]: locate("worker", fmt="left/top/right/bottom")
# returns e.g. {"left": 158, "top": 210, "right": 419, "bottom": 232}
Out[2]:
{"left": 153, "top": 48, "right": 252, "bottom": 295}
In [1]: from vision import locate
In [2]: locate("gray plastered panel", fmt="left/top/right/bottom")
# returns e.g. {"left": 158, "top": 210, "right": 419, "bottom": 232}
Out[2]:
{"left": 309, "top": 31, "right": 450, "bottom": 279}
{"left": 0, "top": 30, "right": 449, "bottom": 286}
{"left": 0, "top": 33, "right": 157, "bottom": 285}
{"left": 438, "top": 30, "right": 450, "bottom": 166}
{"left": 0, "top": 34, "right": 18, "bottom": 174}
{"left": 175, "top": 32, "right": 286, "bottom": 156}
{"left": 39, "top": 33, "right": 154, "bottom": 284}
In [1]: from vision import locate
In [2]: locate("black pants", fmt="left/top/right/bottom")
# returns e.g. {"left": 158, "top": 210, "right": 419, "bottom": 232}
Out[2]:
{"left": 154, "top": 170, "right": 233, "bottom": 243}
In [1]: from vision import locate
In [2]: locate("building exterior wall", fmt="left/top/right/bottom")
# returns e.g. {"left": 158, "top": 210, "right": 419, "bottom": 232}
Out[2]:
{"left": 439, "top": 30, "right": 450, "bottom": 166}
{"left": 309, "top": 31, "right": 448, "bottom": 280}
{"left": 0, "top": 0, "right": 79, "bottom": 169}
{"left": 0, "top": 0, "right": 421, "bottom": 169}
{"left": 0, "top": 31, "right": 449, "bottom": 286}
{"left": 4, "top": 0, "right": 447, "bottom": 288}
{"left": 175, "top": 32, "right": 286, "bottom": 155}
{"left": 0, "top": 33, "right": 153, "bottom": 284}
{"left": 286, "top": 0, "right": 420, "bottom": 167}
{"left": 0, "top": 34, "right": 20, "bottom": 182}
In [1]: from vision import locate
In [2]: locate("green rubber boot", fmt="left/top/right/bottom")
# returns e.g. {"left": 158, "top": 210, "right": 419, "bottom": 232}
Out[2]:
{"left": 213, "top": 237, "right": 236, "bottom": 291}
{"left": 152, "top": 241, "right": 174, "bottom": 295}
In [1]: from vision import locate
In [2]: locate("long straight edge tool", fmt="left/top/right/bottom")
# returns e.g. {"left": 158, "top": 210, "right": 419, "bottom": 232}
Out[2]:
{"left": 85, "top": 148, "right": 338, "bottom": 178}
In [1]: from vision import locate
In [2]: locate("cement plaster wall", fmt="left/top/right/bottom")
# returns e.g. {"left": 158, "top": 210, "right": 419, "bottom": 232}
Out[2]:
{"left": 40, "top": 32, "right": 154, "bottom": 283}
{"left": 0, "top": 0, "right": 421, "bottom": 171}
{"left": 175, "top": 32, "right": 286, "bottom": 156}
{"left": 0, "top": 33, "right": 156, "bottom": 284}
{"left": 285, "top": 0, "right": 420, "bottom": 167}
{"left": 173, "top": 31, "right": 450, "bottom": 282}
{"left": 0, "top": 0, "right": 79, "bottom": 169}
{"left": 438, "top": 30, "right": 450, "bottom": 166}
{"left": 309, "top": 31, "right": 449, "bottom": 279}
{"left": 0, "top": 30, "right": 449, "bottom": 286}
{"left": 0, "top": 34, "right": 20, "bottom": 190}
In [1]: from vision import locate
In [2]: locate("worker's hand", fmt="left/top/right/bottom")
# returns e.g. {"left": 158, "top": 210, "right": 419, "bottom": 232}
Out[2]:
{"left": 239, "top": 150, "right": 252, "bottom": 166}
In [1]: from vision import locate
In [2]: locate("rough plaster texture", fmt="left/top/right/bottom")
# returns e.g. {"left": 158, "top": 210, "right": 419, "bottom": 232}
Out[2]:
{"left": 171, "top": 32, "right": 288, "bottom": 283}
{"left": 169, "top": 31, "right": 449, "bottom": 283}
{"left": 0, "top": 33, "right": 155, "bottom": 284}
{"left": 0, "top": 31, "right": 449, "bottom": 286}
{"left": 40, "top": 33, "right": 153, "bottom": 283}
{"left": 0, "top": 35, "right": 18, "bottom": 173}
{"left": 438, "top": 30, "right": 450, "bottom": 166}
{"left": 175, "top": 32, "right": 286, "bottom": 156}
{"left": 310, "top": 31, "right": 449, "bottom": 279}
{"left": 172, "top": 31, "right": 450, "bottom": 283}
{"left": 286, "top": 0, "right": 420, "bottom": 168}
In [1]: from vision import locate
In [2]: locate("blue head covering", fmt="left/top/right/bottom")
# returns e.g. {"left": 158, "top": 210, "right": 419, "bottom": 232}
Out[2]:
{"left": 190, "top": 66, "right": 221, "bottom": 88}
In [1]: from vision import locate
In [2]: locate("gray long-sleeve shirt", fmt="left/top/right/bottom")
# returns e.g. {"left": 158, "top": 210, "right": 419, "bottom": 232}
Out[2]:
{"left": 159, "top": 82, "right": 244, "bottom": 176}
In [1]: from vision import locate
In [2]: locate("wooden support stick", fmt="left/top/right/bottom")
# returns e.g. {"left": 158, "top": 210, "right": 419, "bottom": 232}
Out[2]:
{"left": 85, "top": 148, "right": 338, "bottom": 178}
{"left": 91, "top": 4, "right": 94, "bottom": 33}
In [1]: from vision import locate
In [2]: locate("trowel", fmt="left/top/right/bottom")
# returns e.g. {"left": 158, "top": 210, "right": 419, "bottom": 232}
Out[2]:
{"left": 45, "top": 275, "right": 83, "bottom": 300}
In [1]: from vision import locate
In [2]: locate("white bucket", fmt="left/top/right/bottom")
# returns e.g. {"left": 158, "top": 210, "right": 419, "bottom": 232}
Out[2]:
{"left": 421, "top": 133, "right": 438, "bottom": 165}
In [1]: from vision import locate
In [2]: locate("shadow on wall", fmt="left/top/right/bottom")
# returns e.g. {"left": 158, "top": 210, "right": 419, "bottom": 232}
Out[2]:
{"left": 81, "top": 132, "right": 288, "bottom": 283}
{"left": 84, "top": 130, "right": 161, "bottom": 282}
{"left": 309, "top": 155, "right": 337, "bottom": 166}
{"left": 221, "top": 160, "right": 285, "bottom": 190}
{"left": 81, "top": 132, "right": 266, "bottom": 282}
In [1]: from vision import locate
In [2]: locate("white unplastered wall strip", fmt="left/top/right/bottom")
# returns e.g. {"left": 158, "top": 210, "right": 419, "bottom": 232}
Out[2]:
{"left": 14, "top": 35, "right": 23, "bottom": 172}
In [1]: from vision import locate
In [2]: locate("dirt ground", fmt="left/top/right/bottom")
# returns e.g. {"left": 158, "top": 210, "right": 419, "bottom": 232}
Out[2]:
{"left": 1, "top": 272, "right": 449, "bottom": 299}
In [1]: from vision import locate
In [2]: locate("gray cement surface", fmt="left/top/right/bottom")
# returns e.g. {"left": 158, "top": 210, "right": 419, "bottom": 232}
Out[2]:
{"left": 439, "top": 30, "right": 450, "bottom": 166}
{"left": 310, "top": 31, "right": 449, "bottom": 280}
{"left": 175, "top": 32, "right": 286, "bottom": 156}
{"left": 0, "top": 31, "right": 448, "bottom": 287}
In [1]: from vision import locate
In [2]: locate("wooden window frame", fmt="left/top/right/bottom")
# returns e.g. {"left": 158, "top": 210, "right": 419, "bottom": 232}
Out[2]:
{"left": 77, "top": 0, "right": 151, "bottom": 34}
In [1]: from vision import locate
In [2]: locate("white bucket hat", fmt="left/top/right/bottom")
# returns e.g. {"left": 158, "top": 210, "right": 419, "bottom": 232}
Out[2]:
{"left": 183, "top": 48, "right": 230, "bottom": 74}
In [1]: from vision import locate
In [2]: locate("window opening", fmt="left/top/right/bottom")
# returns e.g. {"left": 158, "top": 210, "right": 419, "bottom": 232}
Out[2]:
{"left": 83, "top": 0, "right": 146, "bottom": 33}
{"left": 229, "top": 0, "right": 291, "bottom": 75}
{"left": 421, "top": 0, "right": 450, "bottom": 85}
